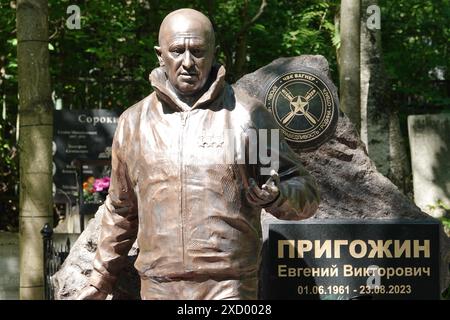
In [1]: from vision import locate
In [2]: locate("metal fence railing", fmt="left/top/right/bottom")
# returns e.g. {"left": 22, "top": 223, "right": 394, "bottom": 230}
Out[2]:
{"left": 41, "top": 223, "right": 78, "bottom": 300}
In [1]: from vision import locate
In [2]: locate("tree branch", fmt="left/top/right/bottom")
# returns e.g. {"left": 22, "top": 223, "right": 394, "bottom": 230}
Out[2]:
{"left": 235, "top": 0, "right": 267, "bottom": 39}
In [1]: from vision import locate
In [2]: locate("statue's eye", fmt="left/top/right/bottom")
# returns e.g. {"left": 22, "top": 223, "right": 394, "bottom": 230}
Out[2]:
{"left": 190, "top": 49, "right": 203, "bottom": 57}
{"left": 172, "top": 47, "right": 184, "bottom": 55}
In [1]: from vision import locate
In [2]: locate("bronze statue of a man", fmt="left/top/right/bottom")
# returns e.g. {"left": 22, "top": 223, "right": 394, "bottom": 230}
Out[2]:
{"left": 78, "top": 8, "right": 319, "bottom": 300}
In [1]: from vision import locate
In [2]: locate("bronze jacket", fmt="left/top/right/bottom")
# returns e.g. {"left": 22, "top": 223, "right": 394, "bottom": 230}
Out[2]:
{"left": 89, "top": 65, "right": 320, "bottom": 293}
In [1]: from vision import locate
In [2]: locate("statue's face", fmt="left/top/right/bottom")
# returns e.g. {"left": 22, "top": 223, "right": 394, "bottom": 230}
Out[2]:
{"left": 156, "top": 15, "right": 215, "bottom": 97}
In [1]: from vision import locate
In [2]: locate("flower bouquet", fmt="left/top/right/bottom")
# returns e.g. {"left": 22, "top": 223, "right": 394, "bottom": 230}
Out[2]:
{"left": 82, "top": 176, "right": 111, "bottom": 204}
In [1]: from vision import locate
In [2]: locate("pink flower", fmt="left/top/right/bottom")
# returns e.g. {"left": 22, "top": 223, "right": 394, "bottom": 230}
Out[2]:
{"left": 93, "top": 177, "right": 111, "bottom": 192}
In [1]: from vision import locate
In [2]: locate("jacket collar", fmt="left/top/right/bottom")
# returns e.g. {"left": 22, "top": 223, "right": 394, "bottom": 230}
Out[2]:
{"left": 149, "top": 64, "right": 226, "bottom": 112}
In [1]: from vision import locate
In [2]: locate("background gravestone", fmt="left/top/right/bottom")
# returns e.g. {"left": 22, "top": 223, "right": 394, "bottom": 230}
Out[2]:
{"left": 53, "top": 110, "right": 119, "bottom": 203}
{"left": 52, "top": 56, "right": 450, "bottom": 300}
{"left": 53, "top": 110, "right": 119, "bottom": 233}
{"left": 408, "top": 114, "right": 450, "bottom": 219}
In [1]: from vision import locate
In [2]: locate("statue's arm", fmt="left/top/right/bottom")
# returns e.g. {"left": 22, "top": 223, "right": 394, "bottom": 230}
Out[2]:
{"left": 89, "top": 115, "right": 139, "bottom": 295}
{"left": 250, "top": 104, "right": 320, "bottom": 220}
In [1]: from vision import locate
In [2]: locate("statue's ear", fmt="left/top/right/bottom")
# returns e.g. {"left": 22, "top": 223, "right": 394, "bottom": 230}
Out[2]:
{"left": 154, "top": 46, "right": 164, "bottom": 67}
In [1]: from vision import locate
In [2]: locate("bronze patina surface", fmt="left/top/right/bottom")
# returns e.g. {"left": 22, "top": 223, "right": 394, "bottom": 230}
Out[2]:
{"left": 77, "top": 8, "right": 319, "bottom": 300}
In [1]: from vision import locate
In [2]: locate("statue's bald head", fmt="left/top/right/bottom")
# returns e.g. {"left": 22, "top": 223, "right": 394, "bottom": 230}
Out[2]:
{"left": 158, "top": 8, "right": 215, "bottom": 48}
{"left": 155, "top": 9, "right": 216, "bottom": 97}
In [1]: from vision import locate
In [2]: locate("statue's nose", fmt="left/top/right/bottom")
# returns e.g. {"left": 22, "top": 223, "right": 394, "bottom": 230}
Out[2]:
{"left": 182, "top": 50, "right": 194, "bottom": 69}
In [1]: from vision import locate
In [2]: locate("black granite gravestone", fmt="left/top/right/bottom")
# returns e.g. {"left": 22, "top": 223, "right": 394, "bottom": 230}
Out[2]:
{"left": 260, "top": 219, "right": 440, "bottom": 300}
{"left": 53, "top": 109, "right": 119, "bottom": 210}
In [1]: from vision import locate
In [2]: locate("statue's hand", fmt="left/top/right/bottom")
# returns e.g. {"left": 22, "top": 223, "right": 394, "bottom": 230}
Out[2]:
{"left": 76, "top": 285, "right": 108, "bottom": 300}
{"left": 246, "top": 170, "right": 280, "bottom": 207}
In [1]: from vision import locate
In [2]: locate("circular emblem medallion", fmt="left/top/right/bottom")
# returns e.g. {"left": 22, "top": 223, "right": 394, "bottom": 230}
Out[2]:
{"left": 264, "top": 69, "right": 339, "bottom": 150}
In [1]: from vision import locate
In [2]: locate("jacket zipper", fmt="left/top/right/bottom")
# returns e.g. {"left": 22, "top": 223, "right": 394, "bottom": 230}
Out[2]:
{"left": 180, "top": 111, "right": 188, "bottom": 268}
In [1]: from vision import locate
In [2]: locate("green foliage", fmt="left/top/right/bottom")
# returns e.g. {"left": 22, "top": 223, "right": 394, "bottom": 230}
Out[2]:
{"left": 0, "top": 1, "right": 19, "bottom": 231}
{"left": 1, "top": 0, "right": 450, "bottom": 230}
{"left": 382, "top": 0, "right": 450, "bottom": 109}
{"left": 2, "top": 0, "right": 341, "bottom": 111}
{"left": 47, "top": 0, "right": 339, "bottom": 107}
{"left": 46, "top": 0, "right": 161, "bottom": 109}
{"left": 428, "top": 200, "right": 450, "bottom": 230}
{"left": 0, "top": 116, "right": 18, "bottom": 231}
{"left": 214, "top": 0, "right": 339, "bottom": 81}
{"left": 0, "top": 0, "right": 340, "bottom": 230}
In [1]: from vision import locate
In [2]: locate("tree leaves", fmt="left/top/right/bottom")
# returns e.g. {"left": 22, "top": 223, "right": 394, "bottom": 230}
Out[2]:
{"left": 0, "top": 0, "right": 449, "bottom": 230}
{"left": 382, "top": 0, "right": 450, "bottom": 108}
